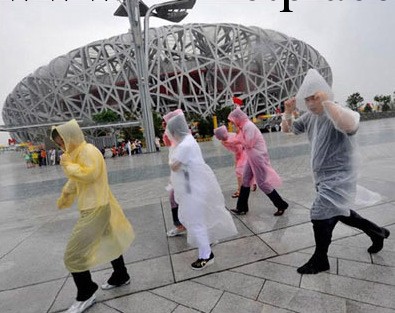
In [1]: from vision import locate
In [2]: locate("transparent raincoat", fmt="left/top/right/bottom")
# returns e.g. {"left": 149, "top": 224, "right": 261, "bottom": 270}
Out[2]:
{"left": 228, "top": 108, "right": 282, "bottom": 193}
{"left": 162, "top": 109, "right": 184, "bottom": 147}
{"left": 292, "top": 69, "right": 380, "bottom": 219}
{"left": 166, "top": 115, "right": 237, "bottom": 247}
{"left": 52, "top": 119, "right": 134, "bottom": 272}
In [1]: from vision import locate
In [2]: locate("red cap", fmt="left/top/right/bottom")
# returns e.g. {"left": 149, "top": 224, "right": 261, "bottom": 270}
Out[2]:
{"left": 232, "top": 97, "right": 243, "bottom": 106}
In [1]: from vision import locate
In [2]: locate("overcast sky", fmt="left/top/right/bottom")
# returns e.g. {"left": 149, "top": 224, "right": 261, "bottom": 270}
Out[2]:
{"left": 1, "top": 0, "right": 394, "bottom": 145}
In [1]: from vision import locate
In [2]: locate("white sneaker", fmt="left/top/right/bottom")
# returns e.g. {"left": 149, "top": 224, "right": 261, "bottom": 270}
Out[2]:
{"left": 167, "top": 227, "right": 186, "bottom": 237}
{"left": 101, "top": 278, "right": 130, "bottom": 290}
{"left": 66, "top": 293, "right": 96, "bottom": 313}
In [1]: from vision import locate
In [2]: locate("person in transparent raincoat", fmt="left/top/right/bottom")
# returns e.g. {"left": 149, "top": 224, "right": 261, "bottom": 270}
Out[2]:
{"left": 162, "top": 109, "right": 187, "bottom": 237}
{"left": 282, "top": 69, "right": 390, "bottom": 274}
{"left": 213, "top": 125, "right": 256, "bottom": 198}
{"left": 51, "top": 119, "right": 135, "bottom": 313}
{"left": 227, "top": 107, "right": 289, "bottom": 216}
{"left": 166, "top": 113, "right": 238, "bottom": 270}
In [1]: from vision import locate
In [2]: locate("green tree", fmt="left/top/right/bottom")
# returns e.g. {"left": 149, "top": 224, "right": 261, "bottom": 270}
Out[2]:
{"left": 374, "top": 95, "right": 392, "bottom": 112}
{"left": 152, "top": 111, "right": 163, "bottom": 137}
{"left": 346, "top": 92, "right": 364, "bottom": 111}
{"left": 214, "top": 106, "right": 232, "bottom": 125}
{"left": 91, "top": 109, "right": 121, "bottom": 137}
{"left": 92, "top": 109, "right": 120, "bottom": 123}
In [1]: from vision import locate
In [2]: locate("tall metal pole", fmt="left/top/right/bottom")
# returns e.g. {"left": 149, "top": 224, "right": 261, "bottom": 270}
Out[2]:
{"left": 125, "top": 0, "right": 156, "bottom": 153}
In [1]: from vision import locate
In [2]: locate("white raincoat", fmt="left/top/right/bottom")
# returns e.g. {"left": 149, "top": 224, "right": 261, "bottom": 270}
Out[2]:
{"left": 166, "top": 115, "right": 238, "bottom": 248}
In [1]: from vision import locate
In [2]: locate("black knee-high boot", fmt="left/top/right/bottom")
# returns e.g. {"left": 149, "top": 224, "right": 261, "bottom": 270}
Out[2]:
{"left": 339, "top": 210, "right": 390, "bottom": 253}
{"left": 71, "top": 271, "right": 98, "bottom": 301}
{"left": 107, "top": 255, "right": 130, "bottom": 285}
{"left": 266, "top": 189, "right": 289, "bottom": 216}
{"left": 231, "top": 186, "right": 250, "bottom": 215}
{"left": 297, "top": 218, "right": 336, "bottom": 274}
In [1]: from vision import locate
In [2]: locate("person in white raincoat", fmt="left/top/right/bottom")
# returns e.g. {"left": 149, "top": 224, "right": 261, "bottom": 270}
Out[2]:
{"left": 162, "top": 109, "right": 187, "bottom": 237}
{"left": 166, "top": 113, "right": 238, "bottom": 270}
{"left": 51, "top": 119, "right": 135, "bottom": 313}
{"left": 282, "top": 69, "right": 390, "bottom": 274}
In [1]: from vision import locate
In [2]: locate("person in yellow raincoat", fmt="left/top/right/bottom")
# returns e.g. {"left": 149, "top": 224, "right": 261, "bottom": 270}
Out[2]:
{"left": 50, "top": 119, "right": 135, "bottom": 313}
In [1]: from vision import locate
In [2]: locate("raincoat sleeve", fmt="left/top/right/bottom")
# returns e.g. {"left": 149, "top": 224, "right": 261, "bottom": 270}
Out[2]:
{"left": 242, "top": 123, "right": 258, "bottom": 149}
{"left": 60, "top": 148, "right": 102, "bottom": 184}
{"left": 57, "top": 179, "right": 77, "bottom": 209}
{"left": 323, "top": 100, "right": 360, "bottom": 134}
{"left": 171, "top": 139, "right": 190, "bottom": 166}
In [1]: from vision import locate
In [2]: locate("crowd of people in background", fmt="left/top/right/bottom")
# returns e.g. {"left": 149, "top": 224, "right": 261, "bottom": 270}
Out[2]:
{"left": 23, "top": 148, "right": 62, "bottom": 168}
{"left": 21, "top": 137, "right": 158, "bottom": 169}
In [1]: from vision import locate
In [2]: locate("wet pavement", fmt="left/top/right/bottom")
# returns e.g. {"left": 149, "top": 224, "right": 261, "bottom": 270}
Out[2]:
{"left": 1, "top": 117, "right": 395, "bottom": 313}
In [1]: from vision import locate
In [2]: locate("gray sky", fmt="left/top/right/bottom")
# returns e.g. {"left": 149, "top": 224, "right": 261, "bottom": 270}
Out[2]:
{"left": 1, "top": 0, "right": 394, "bottom": 145}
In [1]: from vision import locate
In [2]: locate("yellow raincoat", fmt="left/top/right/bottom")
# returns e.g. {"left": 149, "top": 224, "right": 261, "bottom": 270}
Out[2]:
{"left": 52, "top": 119, "right": 134, "bottom": 273}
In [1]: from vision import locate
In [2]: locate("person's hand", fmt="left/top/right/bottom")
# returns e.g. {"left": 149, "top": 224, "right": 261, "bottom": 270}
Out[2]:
{"left": 284, "top": 98, "right": 296, "bottom": 114}
{"left": 60, "top": 153, "right": 71, "bottom": 165}
{"left": 170, "top": 161, "right": 182, "bottom": 172}
{"left": 57, "top": 193, "right": 74, "bottom": 209}
{"left": 314, "top": 91, "right": 329, "bottom": 104}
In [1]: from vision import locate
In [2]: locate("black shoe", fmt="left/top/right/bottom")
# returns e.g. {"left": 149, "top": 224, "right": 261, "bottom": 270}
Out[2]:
{"left": 191, "top": 252, "right": 214, "bottom": 270}
{"left": 230, "top": 209, "right": 247, "bottom": 215}
{"left": 297, "top": 259, "right": 330, "bottom": 274}
{"left": 102, "top": 272, "right": 130, "bottom": 290}
{"left": 273, "top": 202, "right": 289, "bottom": 216}
{"left": 368, "top": 228, "right": 390, "bottom": 254}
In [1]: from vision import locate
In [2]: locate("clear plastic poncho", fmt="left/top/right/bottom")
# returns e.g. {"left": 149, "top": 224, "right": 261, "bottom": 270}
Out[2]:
{"left": 292, "top": 69, "right": 380, "bottom": 220}
{"left": 163, "top": 109, "right": 184, "bottom": 147}
{"left": 228, "top": 108, "right": 282, "bottom": 193}
{"left": 52, "top": 119, "right": 134, "bottom": 272}
{"left": 166, "top": 115, "right": 238, "bottom": 247}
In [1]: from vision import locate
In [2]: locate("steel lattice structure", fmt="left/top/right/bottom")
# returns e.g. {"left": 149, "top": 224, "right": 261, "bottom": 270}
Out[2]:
{"left": 2, "top": 23, "right": 332, "bottom": 142}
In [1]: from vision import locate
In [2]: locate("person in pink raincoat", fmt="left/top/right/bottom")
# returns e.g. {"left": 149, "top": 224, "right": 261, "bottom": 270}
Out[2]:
{"left": 214, "top": 125, "right": 256, "bottom": 198}
{"left": 227, "top": 107, "right": 288, "bottom": 216}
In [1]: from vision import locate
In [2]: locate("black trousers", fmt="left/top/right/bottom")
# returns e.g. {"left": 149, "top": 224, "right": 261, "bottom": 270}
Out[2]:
{"left": 311, "top": 210, "right": 385, "bottom": 262}
{"left": 71, "top": 255, "right": 127, "bottom": 301}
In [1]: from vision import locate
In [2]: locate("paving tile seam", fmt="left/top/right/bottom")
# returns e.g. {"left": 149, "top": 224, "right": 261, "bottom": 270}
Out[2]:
{"left": 255, "top": 279, "right": 267, "bottom": 302}
{"left": 289, "top": 286, "right": 395, "bottom": 312}
{"left": 47, "top": 275, "right": 69, "bottom": 313}
{"left": 211, "top": 289, "right": 226, "bottom": 313}
{"left": 300, "top": 277, "right": 395, "bottom": 311}
{"left": 0, "top": 215, "right": 60, "bottom": 261}
{"left": 99, "top": 302, "right": 124, "bottom": 313}
{"left": 0, "top": 275, "right": 68, "bottom": 293}
{"left": 338, "top": 272, "right": 395, "bottom": 288}
{"left": 148, "top": 289, "right": 209, "bottom": 313}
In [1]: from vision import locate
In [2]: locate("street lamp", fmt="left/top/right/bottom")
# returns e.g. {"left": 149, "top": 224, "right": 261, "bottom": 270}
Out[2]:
{"left": 114, "top": 0, "right": 196, "bottom": 153}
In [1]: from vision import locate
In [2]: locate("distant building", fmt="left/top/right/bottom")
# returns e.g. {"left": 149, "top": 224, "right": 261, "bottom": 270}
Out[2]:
{"left": 2, "top": 23, "right": 332, "bottom": 142}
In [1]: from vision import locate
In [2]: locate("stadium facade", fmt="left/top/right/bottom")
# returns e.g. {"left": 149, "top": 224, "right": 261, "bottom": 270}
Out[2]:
{"left": 2, "top": 23, "right": 332, "bottom": 142}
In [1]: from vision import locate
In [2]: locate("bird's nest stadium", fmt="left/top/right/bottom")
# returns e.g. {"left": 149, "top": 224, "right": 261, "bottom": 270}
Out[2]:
{"left": 1, "top": 23, "right": 332, "bottom": 142}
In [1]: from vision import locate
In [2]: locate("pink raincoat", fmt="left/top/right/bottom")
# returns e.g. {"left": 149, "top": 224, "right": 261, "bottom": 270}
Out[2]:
{"left": 214, "top": 125, "right": 247, "bottom": 178}
{"left": 228, "top": 108, "right": 282, "bottom": 193}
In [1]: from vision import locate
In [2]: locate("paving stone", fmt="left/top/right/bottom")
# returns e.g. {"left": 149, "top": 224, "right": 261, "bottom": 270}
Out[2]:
{"left": 258, "top": 280, "right": 347, "bottom": 313}
{"left": 171, "top": 236, "right": 276, "bottom": 282}
{"left": 233, "top": 260, "right": 301, "bottom": 287}
{"left": 211, "top": 292, "right": 293, "bottom": 313}
{"left": 104, "top": 291, "right": 177, "bottom": 313}
{"left": 301, "top": 272, "right": 395, "bottom": 309}
{"left": 152, "top": 281, "right": 223, "bottom": 313}
{"left": 193, "top": 270, "right": 265, "bottom": 300}
{"left": 338, "top": 258, "right": 395, "bottom": 285}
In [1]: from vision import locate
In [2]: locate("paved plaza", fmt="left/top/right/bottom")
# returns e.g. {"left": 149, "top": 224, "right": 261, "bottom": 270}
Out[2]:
{"left": 1, "top": 118, "right": 395, "bottom": 313}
